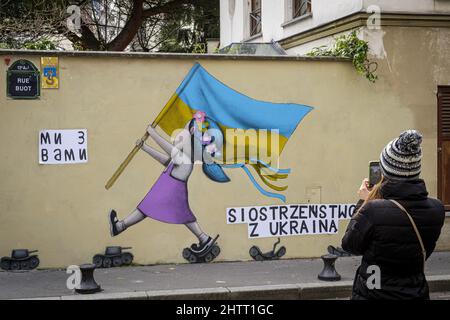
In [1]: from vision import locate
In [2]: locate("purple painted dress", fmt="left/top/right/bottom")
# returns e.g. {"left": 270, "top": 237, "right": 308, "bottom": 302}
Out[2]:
{"left": 137, "top": 163, "right": 196, "bottom": 224}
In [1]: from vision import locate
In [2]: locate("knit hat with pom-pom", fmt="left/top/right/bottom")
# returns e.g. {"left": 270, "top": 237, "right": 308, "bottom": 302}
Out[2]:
{"left": 380, "top": 130, "right": 423, "bottom": 180}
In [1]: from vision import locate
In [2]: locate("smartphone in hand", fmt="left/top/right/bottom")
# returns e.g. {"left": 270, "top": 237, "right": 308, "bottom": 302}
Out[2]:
{"left": 369, "top": 161, "right": 381, "bottom": 188}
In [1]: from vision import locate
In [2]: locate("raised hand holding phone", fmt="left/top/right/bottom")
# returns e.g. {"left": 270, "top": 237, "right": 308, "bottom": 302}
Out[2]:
{"left": 357, "top": 178, "right": 371, "bottom": 200}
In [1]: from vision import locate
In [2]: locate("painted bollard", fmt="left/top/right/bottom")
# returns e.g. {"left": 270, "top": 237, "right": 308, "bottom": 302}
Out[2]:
{"left": 318, "top": 254, "right": 341, "bottom": 281}
{"left": 75, "top": 264, "right": 102, "bottom": 294}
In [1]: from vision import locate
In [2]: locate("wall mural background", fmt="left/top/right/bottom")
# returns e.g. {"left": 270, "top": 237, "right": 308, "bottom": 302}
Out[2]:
{"left": 107, "top": 63, "right": 312, "bottom": 263}
{"left": 0, "top": 52, "right": 449, "bottom": 268}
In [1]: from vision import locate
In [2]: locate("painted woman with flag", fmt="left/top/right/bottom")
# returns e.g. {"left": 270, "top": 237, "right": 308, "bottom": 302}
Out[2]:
{"left": 108, "top": 111, "right": 228, "bottom": 262}
{"left": 105, "top": 63, "right": 313, "bottom": 263}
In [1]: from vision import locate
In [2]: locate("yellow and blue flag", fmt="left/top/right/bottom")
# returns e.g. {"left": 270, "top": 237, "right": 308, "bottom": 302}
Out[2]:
{"left": 154, "top": 63, "right": 313, "bottom": 202}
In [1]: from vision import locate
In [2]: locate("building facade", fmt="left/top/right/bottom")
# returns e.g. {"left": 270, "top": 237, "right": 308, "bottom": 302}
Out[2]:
{"left": 220, "top": 0, "right": 450, "bottom": 54}
{"left": 1, "top": 2, "right": 450, "bottom": 268}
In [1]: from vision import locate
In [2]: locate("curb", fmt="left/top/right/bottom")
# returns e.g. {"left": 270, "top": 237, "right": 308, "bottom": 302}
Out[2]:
{"left": 15, "top": 274, "right": 450, "bottom": 300}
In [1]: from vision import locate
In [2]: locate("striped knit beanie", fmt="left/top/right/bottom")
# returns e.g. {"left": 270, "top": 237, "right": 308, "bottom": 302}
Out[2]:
{"left": 380, "top": 130, "right": 423, "bottom": 180}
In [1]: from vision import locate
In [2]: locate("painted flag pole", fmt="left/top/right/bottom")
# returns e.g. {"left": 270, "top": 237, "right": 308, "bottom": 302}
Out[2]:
{"left": 104, "top": 94, "right": 177, "bottom": 190}
{"left": 105, "top": 63, "right": 313, "bottom": 202}
{"left": 104, "top": 132, "right": 148, "bottom": 190}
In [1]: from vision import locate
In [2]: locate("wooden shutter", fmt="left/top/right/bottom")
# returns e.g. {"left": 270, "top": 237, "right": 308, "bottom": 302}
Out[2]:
{"left": 439, "top": 88, "right": 450, "bottom": 136}
{"left": 438, "top": 86, "right": 450, "bottom": 209}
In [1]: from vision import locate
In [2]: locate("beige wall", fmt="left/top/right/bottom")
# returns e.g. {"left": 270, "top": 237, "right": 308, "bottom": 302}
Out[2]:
{"left": 0, "top": 39, "right": 448, "bottom": 267}
{"left": 374, "top": 25, "right": 450, "bottom": 250}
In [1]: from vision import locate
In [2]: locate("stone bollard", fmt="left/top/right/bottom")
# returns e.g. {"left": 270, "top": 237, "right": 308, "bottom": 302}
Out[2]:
{"left": 318, "top": 254, "right": 341, "bottom": 281}
{"left": 75, "top": 263, "right": 102, "bottom": 294}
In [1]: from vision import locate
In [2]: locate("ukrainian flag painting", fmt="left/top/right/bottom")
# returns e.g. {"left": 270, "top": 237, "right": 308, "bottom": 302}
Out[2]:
{"left": 154, "top": 63, "right": 313, "bottom": 202}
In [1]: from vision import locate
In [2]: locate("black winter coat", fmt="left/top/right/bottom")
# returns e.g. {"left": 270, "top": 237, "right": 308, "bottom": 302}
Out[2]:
{"left": 341, "top": 179, "right": 445, "bottom": 300}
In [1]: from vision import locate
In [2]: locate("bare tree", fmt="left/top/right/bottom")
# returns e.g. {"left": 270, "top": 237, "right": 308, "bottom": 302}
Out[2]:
{"left": 0, "top": 0, "right": 217, "bottom": 51}
{"left": 0, "top": 0, "right": 68, "bottom": 49}
{"left": 66, "top": 0, "right": 198, "bottom": 51}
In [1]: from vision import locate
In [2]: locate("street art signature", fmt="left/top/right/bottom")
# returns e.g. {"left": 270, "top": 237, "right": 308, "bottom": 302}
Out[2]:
{"left": 106, "top": 63, "right": 313, "bottom": 263}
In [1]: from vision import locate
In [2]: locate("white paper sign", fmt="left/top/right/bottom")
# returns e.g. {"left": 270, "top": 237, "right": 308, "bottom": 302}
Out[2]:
{"left": 39, "top": 129, "right": 88, "bottom": 164}
{"left": 226, "top": 204, "right": 357, "bottom": 239}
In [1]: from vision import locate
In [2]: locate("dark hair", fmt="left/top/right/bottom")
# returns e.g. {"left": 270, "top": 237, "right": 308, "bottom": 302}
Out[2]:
{"left": 188, "top": 116, "right": 230, "bottom": 183}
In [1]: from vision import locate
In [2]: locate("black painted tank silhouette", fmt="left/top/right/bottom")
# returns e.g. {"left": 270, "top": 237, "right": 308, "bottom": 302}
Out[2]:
{"left": 1, "top": 249, "right": 40, "bottom": 271}
{"left": 249, "top": 238, "right": 286, "bottom": 261}
{"left": 327, "top": 245, "right": 352, "bottom": 257}
{"left": 93, "top": 246, "right": 133, "bottom": 268}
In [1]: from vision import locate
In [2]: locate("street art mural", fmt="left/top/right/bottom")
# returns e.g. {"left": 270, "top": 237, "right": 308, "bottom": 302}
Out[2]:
{"left": 105, "top": 63, "right": 313, "bottom": 263}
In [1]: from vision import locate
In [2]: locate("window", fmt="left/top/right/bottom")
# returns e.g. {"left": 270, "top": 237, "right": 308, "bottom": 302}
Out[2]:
{"left": 250, "top": 0, "right": 262, "bottom": 36}
{"left": 293, "top": 0, "right": 311, "bottom": 19}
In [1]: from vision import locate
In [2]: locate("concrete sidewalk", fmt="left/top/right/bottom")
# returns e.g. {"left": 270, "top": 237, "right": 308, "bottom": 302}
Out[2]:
{"left": 1, "top": 251, "right": 450, "bottom": 300}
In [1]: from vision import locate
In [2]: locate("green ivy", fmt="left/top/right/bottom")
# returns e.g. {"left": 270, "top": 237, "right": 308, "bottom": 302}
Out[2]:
{"left": 307, "top": 30, "right": 378, "bottom": 83}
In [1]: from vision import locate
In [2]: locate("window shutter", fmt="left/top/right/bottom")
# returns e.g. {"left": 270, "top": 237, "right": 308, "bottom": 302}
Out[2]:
{"left": 439, "top": 87, "right": 450, "bottom": 137}
{"left": 438, "top": 86, "right": 450, "bottom": 208}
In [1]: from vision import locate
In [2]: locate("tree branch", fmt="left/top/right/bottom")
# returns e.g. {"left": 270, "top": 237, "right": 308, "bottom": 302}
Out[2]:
{"left": 107, "top": 0, "right": 144, "bottom": 51}
{"left": 143, "top": 0, "right": 196, "bottom": 18}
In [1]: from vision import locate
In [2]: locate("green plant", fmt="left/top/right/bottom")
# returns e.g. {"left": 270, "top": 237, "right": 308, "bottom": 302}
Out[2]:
{"left": 0, "top": 38, "right": 58, "bottom": 50}
{"left": 23, "top": 39, "right": 57, "bottom": 50}
{"left": 307, "top": 30, "right": 378, "bottom": 83}
{"left": 192, "top": 43, "right": 206, "bottom": 54}
{"left": 71, "top": 41, "right": 88, "bottom": 51}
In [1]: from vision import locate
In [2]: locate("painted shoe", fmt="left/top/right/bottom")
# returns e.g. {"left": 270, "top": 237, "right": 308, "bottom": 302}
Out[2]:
{"left": 190, "top": 236, "right": 215, "bottom": 254}
{"left": 108, "top": 209, "right": 119, "bottom": 237}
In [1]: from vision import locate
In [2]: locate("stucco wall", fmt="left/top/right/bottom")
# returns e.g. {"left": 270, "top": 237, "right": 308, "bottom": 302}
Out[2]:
{"left": 0, "top": 50, "right": 448, "bottom": 268}
{"left": 372, "top": 26, "right": 450, "bottom": 250}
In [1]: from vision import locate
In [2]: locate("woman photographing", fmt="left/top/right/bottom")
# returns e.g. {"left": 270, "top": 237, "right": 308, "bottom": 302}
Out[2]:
{"left": 342, "top": 130, "right": 445, "bottom": 300}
